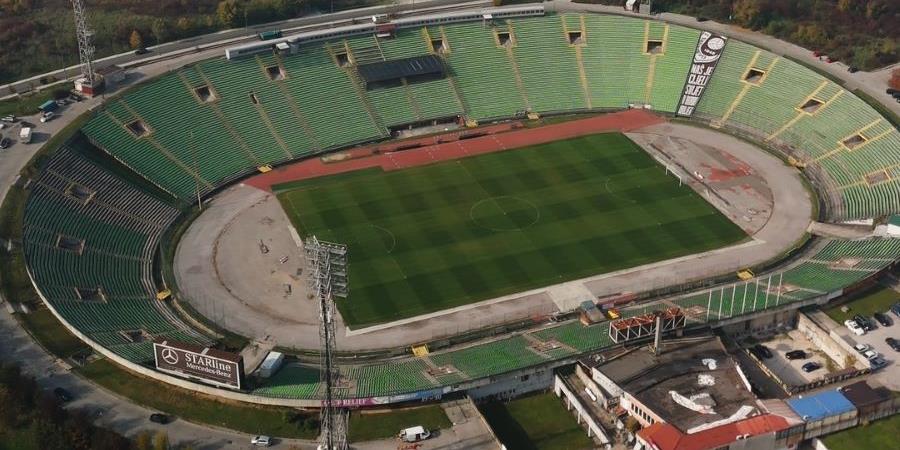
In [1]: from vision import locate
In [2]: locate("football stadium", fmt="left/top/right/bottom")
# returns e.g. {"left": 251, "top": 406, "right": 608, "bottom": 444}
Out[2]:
{"left": 2, "top": 1, "right": 899, "bottom": 448}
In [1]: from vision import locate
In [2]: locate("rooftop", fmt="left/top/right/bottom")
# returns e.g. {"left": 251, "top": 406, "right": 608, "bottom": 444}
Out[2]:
{"left": 786, "top": 390, "right": 855, "bottom": 421}
{"left": 357, "top": 54, "right": 444, "bottom": 84}
{"left": 838, "top": 381, "right": 891, "bottom": 408}
{"left": 638, "top": 414, "right": 791, "bottom": 450}
{"left": 592, "top": 336, "right": 758, "bottom": 432}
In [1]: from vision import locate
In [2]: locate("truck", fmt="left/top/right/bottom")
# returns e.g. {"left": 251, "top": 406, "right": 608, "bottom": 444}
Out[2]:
{"left": 19, "top": 127, "right": 32, "bottom": 144}
{"left": 39, "top": 99, "right": 60, "bottom": 113}
{"left": 257, "top": 30, "right": 282, "bottom": 41}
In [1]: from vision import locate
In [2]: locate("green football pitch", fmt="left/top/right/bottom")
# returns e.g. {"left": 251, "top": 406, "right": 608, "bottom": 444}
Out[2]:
{"left": 276, "top": 133, "right": 746, "bottom": 326}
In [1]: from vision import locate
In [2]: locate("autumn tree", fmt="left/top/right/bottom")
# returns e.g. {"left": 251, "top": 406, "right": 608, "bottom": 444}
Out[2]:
{"left": 129, "top": 29, "right": 144, "bottom": 50}
{"left": 216, "top": 0, "right": 242, "bottom": 27}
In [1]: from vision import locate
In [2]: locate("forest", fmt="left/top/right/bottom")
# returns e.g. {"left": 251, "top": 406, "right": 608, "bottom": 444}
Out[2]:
{"left": 0, "top": 0, "right": 370, "bottom": 85}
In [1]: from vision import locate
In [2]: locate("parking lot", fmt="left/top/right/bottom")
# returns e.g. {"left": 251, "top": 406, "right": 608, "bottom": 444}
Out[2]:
{"left": 752, "top": 331, "right": 838, "bottom": 387}
{"left": 836, "top": 315, "right": 900, "bottom": 390}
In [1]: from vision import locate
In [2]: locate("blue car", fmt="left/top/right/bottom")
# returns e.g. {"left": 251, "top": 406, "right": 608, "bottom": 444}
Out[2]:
{"left": 890, "top": 302, "right": 900, "bottom": 318}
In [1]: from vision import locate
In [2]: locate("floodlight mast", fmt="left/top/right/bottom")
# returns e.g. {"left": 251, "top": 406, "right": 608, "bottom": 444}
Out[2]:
{"left": 305, "top": 236, "right": 349, "bottom": 450}
{"left": 71, "top": 0, "right": 96, "bottom": 85}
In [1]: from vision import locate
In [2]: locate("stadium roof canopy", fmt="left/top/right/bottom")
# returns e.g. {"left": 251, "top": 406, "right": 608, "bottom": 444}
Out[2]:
{"left": 357, "top": 54, "right": 444, "bottom": 83}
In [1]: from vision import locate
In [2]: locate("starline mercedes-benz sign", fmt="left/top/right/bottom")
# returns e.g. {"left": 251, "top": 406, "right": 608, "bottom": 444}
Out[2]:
{"left": 153, "top": 340, "right": 245, "bottom": 389}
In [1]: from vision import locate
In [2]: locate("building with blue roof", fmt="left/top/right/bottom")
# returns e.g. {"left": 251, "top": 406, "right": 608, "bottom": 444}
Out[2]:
{"left": 787, "top": 390, "right": 858, "bottom": 439}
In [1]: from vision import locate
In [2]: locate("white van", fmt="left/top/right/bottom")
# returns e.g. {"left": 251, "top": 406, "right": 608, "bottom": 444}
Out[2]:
{"left": 19, "top": 127, "right": 32, "bottom": 144}
{"left": 399, "top": 425, "right": 431, "bottom": 442}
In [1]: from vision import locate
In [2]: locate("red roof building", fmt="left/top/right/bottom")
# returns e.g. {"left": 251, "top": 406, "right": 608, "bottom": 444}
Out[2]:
{"left": 636, "top": 414, "right": 798, "bottom": 450}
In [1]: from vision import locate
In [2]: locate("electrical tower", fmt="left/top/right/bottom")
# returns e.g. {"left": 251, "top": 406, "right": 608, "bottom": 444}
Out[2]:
{"left": 71, "top": 0, "right": 102, "bottom": 95}
{"left": 304, "top": 236, "right": 349, "bottom": 450}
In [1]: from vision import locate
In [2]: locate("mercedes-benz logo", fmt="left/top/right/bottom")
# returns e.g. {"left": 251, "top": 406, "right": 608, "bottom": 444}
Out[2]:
{"left": 161, "top": 348, "right": 179, "bottom": 365}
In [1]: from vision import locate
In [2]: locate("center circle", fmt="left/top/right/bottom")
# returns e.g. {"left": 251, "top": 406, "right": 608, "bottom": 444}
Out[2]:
{"left": 469, "top": 196, "right": 540, "bottom": 232}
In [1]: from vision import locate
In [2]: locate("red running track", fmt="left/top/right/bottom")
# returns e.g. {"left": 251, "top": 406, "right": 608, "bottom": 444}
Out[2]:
{"left": 245, "top": 109, "right": 664, "bottom": 192}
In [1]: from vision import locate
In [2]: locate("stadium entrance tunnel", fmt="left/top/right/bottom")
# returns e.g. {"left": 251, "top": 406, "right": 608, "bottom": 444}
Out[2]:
{"left": 470, "top": 196, "right": 540, "bottom": 232}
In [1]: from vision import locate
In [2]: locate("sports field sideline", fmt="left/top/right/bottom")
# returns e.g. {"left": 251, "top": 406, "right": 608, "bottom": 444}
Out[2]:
{"left": 276, "top": 133, "right": 745, "bottom": 326}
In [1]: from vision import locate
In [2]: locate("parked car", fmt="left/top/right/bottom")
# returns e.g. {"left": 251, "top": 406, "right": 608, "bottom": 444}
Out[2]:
{"left": 149, "top": 413, "right": 171, "bottom": 424}
{"left": 751, "top": 344, "right": 773, "bottom": 359}
{"left": 0, "top": 136, "right": 10, "bottom": 149}
{"left": 845, "top": 319, "right": 865, "bottom": 336}
{"left": 891, "top": 302, "right": 900, "bottom": 317}
{"left": 874, "top": 312, "right": 892, "bottom": 327}
{"left": 53, "top": 387, "right": 73, "bottom": 403}
{"left": 863, "top": 349, "right": 880, "bottom": 361}
{"left": 802, "top": 362, "right": 821, "bottom": 373}
{"left": 785, "top": 350, "right": 807, "bottom": 360}
{"left": 854, "top": 343, "right": 872, "bottom": 354}
{"left": 854, "top": 314, "right": 874, "bottom": 331}
{"left": 250, "top": 435, "right": 271, "bottom": 447}
{"left": 40, "top": 111, "right": 55, "bottom": 123}
{"left": 886, "top": 337, "right": 900, "bottom": 352}
{"left": 888, "top": 88, "right": 899, "bottom": 95}
{"left": 134, "top": 47, "right": 150, "bottom": 55}
{"left": 847, "top": 66, "right": 859, "bottom": 73}
{"left": 68, "top": 93, "right": 84, "bottom": 102}
{"left": 1, "top": 115, "right": 16, "bottom": 123}
{"left": 870, "top": 356, "right": 888, "bottom": 370}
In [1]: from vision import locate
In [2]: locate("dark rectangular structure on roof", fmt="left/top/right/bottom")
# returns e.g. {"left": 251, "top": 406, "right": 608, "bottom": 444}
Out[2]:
{"left": 357, "top": 54, "right": 445, "bottom": 86}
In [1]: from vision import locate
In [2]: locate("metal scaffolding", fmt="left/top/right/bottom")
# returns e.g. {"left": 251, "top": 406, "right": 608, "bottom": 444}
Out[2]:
{"left": 608, "top": 307, "right": 685, "bottom": 343}
{"left": 71, "top": 0, "right": 96, "bottom": 85}
{"left": 305, "top": 236, "right": 349, "bottom": 450}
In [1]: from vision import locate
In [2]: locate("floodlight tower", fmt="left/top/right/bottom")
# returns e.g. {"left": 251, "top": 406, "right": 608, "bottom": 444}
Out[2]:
{"left": 71, "top": 0, "right": 103, "bottom": 96}
{"left": 305, "top": 236, "right": 349, "bottom": 450}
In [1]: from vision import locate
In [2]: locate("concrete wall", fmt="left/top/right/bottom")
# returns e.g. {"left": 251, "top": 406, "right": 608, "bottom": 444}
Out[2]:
{"left": 467, "top": 367, "right": 555, "bottom": 402}
{"left": 798, "top": 312, "right": 867, "bottom": 369}
{"left": 553, "top": 375, "right": 611, "bottom": 445}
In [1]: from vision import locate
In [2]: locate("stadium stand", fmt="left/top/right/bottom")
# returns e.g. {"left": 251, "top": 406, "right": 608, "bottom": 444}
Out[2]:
{"left": 22, "top": 146, "right": 210, "bottom": 362}
{"left": 18, "top": 12, "right": 899, "bottom": 402}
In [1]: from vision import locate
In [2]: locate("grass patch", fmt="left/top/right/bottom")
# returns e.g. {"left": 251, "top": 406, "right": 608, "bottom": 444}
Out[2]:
{"left": 479, "top": 392, "right": 594, "bottom": 450}
{"left": 825, "top": 286, "right": 900, "bottom": 323}
{"left": 16, "top": 308, "right": 87, "bottom": 359}
{"left": 823, "top": 413, "right": 900, "bottom": 450}
{"left": 278, "top": 132, "right": 746, "bottom": 326}
{"left": 77, "top": 358, "right": 319, "bottom": 439}
{"left": 0, "top": 91, "right": 55, "bottom": 117}
{"left": 348, "top": 404, "right": 451, "bottom": 442}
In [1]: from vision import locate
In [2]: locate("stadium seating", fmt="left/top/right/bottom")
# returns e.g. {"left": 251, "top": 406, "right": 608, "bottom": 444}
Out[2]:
{"left": 344, "top": 359, "right": 434, "bottom": 398}
{"left": 429, "top": 335, "right": 547, "bottom": 379}
{"left": 22, "top": 147, "right": 210, "bottom": 362}
{"left": 21, "top": 12, "right": 899, "bottom": 400}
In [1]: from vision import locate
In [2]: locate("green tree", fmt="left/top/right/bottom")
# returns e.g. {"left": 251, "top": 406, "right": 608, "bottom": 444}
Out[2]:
{"left": 151, "top": 18, "right": 169, "bottom": 46}
{"left": 129, "top": 29, "right": 144, "bottom": 50}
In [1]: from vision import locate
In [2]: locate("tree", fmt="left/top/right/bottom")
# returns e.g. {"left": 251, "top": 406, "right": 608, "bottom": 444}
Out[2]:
{"left": 153, "top": 430, "right": 169, "bottom": 450}
{"left": 216, "top": 0, "right": 242, "bottom": 27}
{"left": 129, "top": 30, "right": 144, "bottom": 50}
{"left": 134, "top": 431, "right": 152, "bottom": 450}
{"left": 151, "top": 19, "right": 169, "bottom": 46}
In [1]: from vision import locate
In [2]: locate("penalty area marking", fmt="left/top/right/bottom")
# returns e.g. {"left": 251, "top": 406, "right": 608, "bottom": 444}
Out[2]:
{"left": 469, "top": 196, "right": 540, "bottom": 232}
